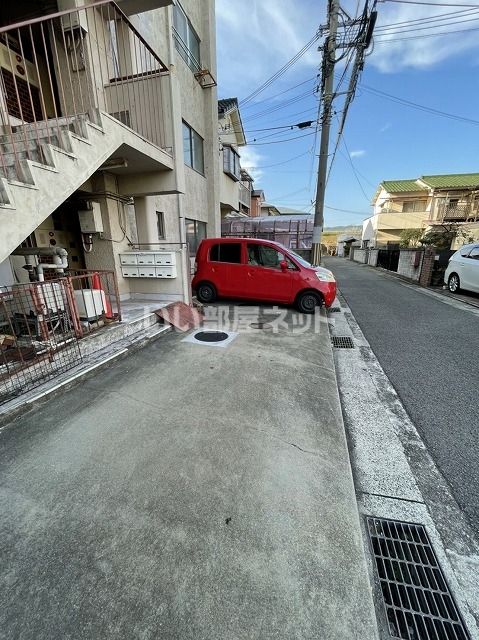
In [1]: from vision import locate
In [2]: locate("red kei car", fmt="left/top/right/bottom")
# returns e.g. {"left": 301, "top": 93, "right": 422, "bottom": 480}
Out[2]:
{"left": 192, "top": 238, "right": 336, "bottom": 314}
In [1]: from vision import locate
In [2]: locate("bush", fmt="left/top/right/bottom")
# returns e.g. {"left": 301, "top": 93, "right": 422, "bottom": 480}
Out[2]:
{"left": 399, "top": 228, "right": 423, "bottom": 248}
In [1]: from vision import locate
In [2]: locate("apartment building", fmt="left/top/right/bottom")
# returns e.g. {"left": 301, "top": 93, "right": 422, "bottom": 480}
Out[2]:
{"left": 363, "top": 173, "right": 479, "bottom": 248}
{"left": 0, "top": 0, "right": 219, "bottom": 303}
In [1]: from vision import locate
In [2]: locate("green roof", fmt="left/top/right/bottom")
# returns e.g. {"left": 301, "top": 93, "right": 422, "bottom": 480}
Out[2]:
{"left": 420, "top": 173, "right": 479, "bottom": 189}
{"left": 381, "top": 179, "right": 426, "bottom": 193}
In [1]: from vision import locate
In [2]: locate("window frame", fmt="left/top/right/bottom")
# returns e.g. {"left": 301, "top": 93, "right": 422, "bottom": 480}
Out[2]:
{"left": 173, "top": 3, "right": 201, "bottom": 73}
{"left": 209, "top": 242, "right": 242, "bottom": 264}
{"left": 223, "top": 145, "right": 241, "bottom": 181}
{"left": 156, "top": 211, "right": 165, "bottom": 240}
{"left": 468, "top": 247, "right": 479, "bottom": 260}
{"left": 182, "top": 121, "right": 204, "bottom": 175}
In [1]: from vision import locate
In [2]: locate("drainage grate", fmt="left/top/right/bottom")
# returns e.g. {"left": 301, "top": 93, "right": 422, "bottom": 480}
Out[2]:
{"left": 367, "top": 517, "right": 470, "bottom": 640}
{"left": 193, "top": 331, "right": 229, "bottom": 343}
{"left": 328, "top": 307, "right": 342, "bottom": 313}
{"left": 331, "top": 336, "right": 354, "bottom": 349}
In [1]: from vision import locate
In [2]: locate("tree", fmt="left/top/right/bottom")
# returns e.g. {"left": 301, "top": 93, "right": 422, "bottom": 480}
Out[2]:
{"left": 399, "top": 228, "right": 423, "bottom": 248}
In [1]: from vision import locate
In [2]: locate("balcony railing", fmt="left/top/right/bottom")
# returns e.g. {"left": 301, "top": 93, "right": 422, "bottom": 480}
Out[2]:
{"left": 437, "top": 202, "right": 478, "bottom": 222}
{"left": 0, "top": 0, "right": 169, "bottom": 183}
{"left": 239, "top": 182, "right": 251, "bottom": 209}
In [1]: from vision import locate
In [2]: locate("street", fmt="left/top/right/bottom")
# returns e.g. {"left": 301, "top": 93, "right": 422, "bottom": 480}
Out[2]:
{"left": 325, "top": 257, "right": 479, "bottom": 536}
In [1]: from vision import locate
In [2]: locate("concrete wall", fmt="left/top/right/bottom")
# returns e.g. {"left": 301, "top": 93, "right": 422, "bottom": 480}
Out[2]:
{"left": 368, "top": 249, "right": 379, "bottom": 267}
{"left": 396, "top": 249, "right": 424, "bottom": 282}
{"left": 352, "top": 248, "right": 367, "bottom": 264}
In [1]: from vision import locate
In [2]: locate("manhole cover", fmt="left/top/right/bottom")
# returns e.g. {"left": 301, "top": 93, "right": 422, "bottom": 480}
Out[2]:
{"left": 194, "top": 331, "right": 229, "bottom": 343}
{"left": 331, "top": 336, "right": 354, "bottom": 349}
{"left": 367, "top": 517, "right": 470, "bottom": 640}
{"left": 250, "top": 322, "right": 273, "bottom": 330}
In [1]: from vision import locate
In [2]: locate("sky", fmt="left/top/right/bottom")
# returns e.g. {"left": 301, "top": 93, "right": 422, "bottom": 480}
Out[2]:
{"left": 215, "top": 0, "right": 479, "bottom": 227}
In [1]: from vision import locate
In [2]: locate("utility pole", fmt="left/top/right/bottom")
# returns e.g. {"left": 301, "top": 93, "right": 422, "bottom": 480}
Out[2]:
{"left": 311, "top": 0, "right": 340, "bottom": 266}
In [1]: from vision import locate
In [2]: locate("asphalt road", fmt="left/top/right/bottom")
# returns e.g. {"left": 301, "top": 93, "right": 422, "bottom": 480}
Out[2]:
{"left": 325, "top": 257, "right": 479, "bottom": 536}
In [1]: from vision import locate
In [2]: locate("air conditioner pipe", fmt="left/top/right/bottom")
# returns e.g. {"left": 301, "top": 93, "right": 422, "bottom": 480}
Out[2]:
{"left": 11, "top": 247, "right": 69, "bottom": 282}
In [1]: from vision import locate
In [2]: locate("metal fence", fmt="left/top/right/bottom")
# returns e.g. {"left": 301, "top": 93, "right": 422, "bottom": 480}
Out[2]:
{"left": 221, "top": 216, "right": 314, "bottom": 250}
{"left": 0, "top": 279, "right": 81, "bottom": 404}
{"left": 67, "top": 269, "right": 121, "bottom": 337}
{"left": 0, "top": 269, "right": 121, "bottom": 403}
{"left": 0, "top": 0, "right": 169, "bottom": 183}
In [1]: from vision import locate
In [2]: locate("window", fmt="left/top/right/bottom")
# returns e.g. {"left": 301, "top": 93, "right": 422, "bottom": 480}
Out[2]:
{"left": 185, "top": 218, "right": 206, "bottom": 255}
{"left": 247, "top": 244, "right": 293, "bottom": 269}
{"left": 223, "top": 146, "right": 240, "bottom": 181}
{"left": 402, "top": 200, "right": 427, "bottom": 213}
{"left": 210, "top": 243, "right": 242, "bottom": 263}
{"left": 173, "top": 3, "right": 200, "bottom": 72}
{"left": 468, "top": 247, "right": 479, "bottom": 260}
{"left": 156, "top": 211, "right": 165, "bottom": 240}
{"left": 183, "top": 122, "right": 204, "bottom": 174}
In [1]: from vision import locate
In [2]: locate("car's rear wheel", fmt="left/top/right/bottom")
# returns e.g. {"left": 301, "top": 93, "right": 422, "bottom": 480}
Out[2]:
{"left": 296, "top": 291, "right": 320, "bottom": 314}
{"left": 448, "top": 273, "right": 460, "bottom": 293}
{"left": 196, "top": 282, "right": 217, "bottom": 303}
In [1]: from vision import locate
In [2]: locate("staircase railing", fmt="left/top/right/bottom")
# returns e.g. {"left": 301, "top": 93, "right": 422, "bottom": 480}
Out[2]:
{"left": 0, "top": 0, "right": 170, "bottom": 183}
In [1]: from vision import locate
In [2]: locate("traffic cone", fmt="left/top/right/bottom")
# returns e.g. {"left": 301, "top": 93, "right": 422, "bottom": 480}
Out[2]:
{"left": 91, "top": 272, "right": 113, "bottom": 319}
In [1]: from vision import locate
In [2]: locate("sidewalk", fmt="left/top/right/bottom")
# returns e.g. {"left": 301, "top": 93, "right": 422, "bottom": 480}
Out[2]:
{"left": 0, "top": 305, "right": 378, "bottom": 640}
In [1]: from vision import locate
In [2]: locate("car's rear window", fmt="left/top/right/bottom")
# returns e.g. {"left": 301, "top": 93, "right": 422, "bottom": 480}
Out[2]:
{"left": 209, "top": 243, "right": 242, "bottom": 263}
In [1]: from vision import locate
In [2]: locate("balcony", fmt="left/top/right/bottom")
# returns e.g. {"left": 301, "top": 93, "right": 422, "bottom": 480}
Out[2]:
{"left": 239, "top": 182, "right": 251, "bottom": 209}
{"left": 437, "top": 202, "right": 478, "bottom": 222}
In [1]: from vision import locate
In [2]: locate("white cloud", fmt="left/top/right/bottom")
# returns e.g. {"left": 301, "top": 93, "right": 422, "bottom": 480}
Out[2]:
{"left": 369, "top": 0, "right": 479, "bottom": 72}
{"left": 379, "top": 122, "right": 391, "bottom": 133}
{"left": 216, "top": 0, "right": 321, "bottom": 99}
{"left": 350, "top": 149, "right": 365, "bottom": 158}
{"left": 239, "top": 146, "right": 264, "bottom": 182}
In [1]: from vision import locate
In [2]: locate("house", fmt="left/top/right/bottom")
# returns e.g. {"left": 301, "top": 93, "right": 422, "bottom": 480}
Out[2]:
{"left": 363, "top": 173, "right": 479, "bottom": 248}
{"left": 218, "top": 97, "right": 250, "bottom": 218}
{"left": 260, "top": 202, "right": 281, "bottom": 217}
{"left": 250, "top": 189, "right": 264, "bottom": 217}
{"left": 0, "top": 0, "right": 219, "bottom": 303}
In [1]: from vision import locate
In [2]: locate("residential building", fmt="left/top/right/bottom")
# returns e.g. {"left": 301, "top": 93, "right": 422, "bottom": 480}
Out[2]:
{"left": 260, "top": 202, "right": 280, "bottom": 217}
{"left": 363, "top": 173, "right": 479, "bottom": 248}
{"left": 0, "top": 0, "right": 219, "bottom": 304}
{"left": 218, "top": 97, "right": 248, "bottom": 218}
{"left": 250, "top": 189, "right": 264, "bottom": 217}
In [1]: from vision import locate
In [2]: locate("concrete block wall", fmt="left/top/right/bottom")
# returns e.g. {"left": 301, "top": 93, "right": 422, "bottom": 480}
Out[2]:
{"left": 397, "top": 249, "right": 424, "bottom": 282}
{"left": 353, "top": 248, "right": 368, "bottom": 264}
{"left": 368, "top": 249, "right": 379, "bottom": 267}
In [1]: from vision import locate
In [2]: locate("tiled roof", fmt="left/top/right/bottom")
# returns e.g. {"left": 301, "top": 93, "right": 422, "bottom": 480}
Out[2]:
{"left": 381, "top": 179, "right": 427, "bottom": 193}
{"left": 218, "top": 98, "right": 238, "bottom": 115}
{"left": 420, "top": 173, "right": 479, "bottom": 189}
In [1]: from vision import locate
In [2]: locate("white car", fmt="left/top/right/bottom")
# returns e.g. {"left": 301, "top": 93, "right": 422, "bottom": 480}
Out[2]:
{"left": 445, "top": 243, "right": 479, "bottom": 294}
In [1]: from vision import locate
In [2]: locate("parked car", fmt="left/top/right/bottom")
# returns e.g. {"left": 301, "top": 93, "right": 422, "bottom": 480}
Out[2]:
{"left": 445, "top": 243, "right": 479, "bottom": 294}
{"left": 192, "top": 238, "right": 336, "bottom": 313}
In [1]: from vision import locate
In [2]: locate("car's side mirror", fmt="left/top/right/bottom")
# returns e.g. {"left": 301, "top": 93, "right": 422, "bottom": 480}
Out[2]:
{"left": 280, "top": 260, "right": 288, "bottom": 272}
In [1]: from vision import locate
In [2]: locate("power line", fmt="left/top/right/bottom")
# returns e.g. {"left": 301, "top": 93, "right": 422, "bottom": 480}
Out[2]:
{"left": 361, "top": 84, "right": 479, "bottom": 125}
{"left": 374, "top": 23, "right": 479, "bottom": 40}
{"left": 242, "top": 88, "right": 318, "bottom": 123}
{"left": 374, "top": 13, "right": 479, "bottom": 35}
{"left": 380, "top": 0, "right": 479, "bottom": 6}
{"left": 374, "top": 6, "right": 479, "bottom": 29}
{"left": 240, "top": 76, "right": 318, "bottom": 110}
{"left": 247, "top": 130, "right": 318, "bottom": 146}
{"left": 241, "top": 150, "right": 314, "bottom": 170}
{"left": 240, "top": 33, "right": 320, "bottom": 106}
{"left": 340, "top": 135, "right": 371, "bottom": 201}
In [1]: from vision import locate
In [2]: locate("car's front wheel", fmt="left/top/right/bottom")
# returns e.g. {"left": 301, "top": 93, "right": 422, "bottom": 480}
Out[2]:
{"left": 196, "top": 282, "right": 217, "bottom": 303}
{"left": 296, "top": 291, "right": 320, "bottom": 314}
{"left": 448, "top": 273, "right": 460, "bottom": 293}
